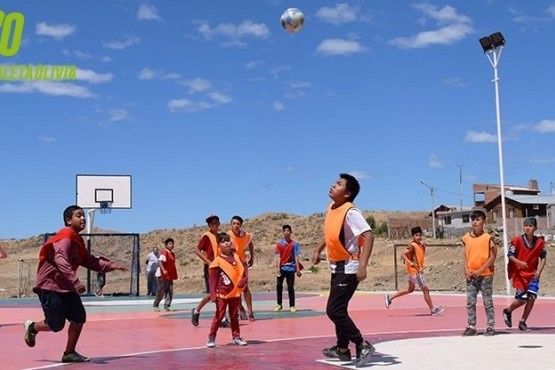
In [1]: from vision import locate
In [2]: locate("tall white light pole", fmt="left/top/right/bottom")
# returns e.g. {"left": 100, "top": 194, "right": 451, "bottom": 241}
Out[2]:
{"left": 480, "top": 32, "right": 510, "bottom": 295}
{"left": 420, "top": 180, "right": 436, "bottom": 239}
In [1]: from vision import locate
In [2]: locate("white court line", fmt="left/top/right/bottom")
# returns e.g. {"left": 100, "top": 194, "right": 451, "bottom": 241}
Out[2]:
{"left": 83, "top": 298, "right": 201, "bottom": 306}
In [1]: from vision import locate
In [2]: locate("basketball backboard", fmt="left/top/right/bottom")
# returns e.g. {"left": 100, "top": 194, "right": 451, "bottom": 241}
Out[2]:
{"left": 76, "top": 174, "right": 132, "bottom": 209}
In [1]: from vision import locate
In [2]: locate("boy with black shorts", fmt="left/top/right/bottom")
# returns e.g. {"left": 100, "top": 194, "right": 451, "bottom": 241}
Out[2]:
{"left": 24, "top": 205, "right": 127, "bottom": 362}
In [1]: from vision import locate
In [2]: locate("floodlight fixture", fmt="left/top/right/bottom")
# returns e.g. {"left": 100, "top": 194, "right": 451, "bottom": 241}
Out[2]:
{"left": 479, "top": 32, "right": 505, "bottom": 53}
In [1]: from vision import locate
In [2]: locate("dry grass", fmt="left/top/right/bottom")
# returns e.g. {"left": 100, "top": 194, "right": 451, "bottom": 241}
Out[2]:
{"left": 1, "top": 211, "right": 554, "bottom": 298}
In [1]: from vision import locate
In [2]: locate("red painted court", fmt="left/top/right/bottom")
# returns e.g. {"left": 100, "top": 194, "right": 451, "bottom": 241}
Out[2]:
{"left": 1, "top": 292, "right": 554, "bottom": 369}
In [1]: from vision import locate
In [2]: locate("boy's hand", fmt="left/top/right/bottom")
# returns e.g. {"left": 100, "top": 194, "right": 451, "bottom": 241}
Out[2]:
{"left": 311, "top": 250, "right": 321, "bottom": 265}
{"left": 77, "top": 285, "right": 86, "bottom": 294}
{"left": 296, "top": 270, "right": 302, "bottom": 277}
{"left": 114, "top": 265, "right": 128, "bottom": 272}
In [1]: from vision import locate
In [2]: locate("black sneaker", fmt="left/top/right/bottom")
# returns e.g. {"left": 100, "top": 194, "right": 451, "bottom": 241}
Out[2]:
{"left": 62, "top": 351, "right": 90, "bottom": 363}
{"left": 355, "top": 341, "right": 375, "bottom": 368}
{"left": 518, "top": 321, "right": 530, "bottom": 332}
{"left": 502, "top": 308, "right": 512, "bottom": 328}
{"left": 23, "top": 320, "right": 36, "bottom": 347}
{"left": 322, "top": 345, "right": 352, "bottom": 361}
{"left": 484, "top": 327, "right": 496, "bottom": 336}
{"left": 191, "top": 308, "right": 200, "bottom": 327}
{"left": 463, "top": 327, "right": 477, "bottom": 336}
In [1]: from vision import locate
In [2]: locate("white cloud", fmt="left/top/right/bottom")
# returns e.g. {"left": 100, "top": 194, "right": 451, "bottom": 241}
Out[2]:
{"left": 348, "top": 171, "right": 370, "bottom": 179}
{"left": 76, "top": 68, "right": 113, "bottom": 84}
{"left": 441, "top": 77, "right": 470, "bottom": 88}
{"left": 35, "top": 22, "right": 75, "bottom": 40}
{"left": 548, "top": 5, "right": 555, "bottom": 17}
{"left": 243, "top": 60, "right": 264, "bottom": 70}
{"left": 464, "top": 130, "right": 497, "bottom": 143}
{"left": 316, "top": 3, "right": 360, "bottom": 25}
{"left": 270, "top": 66, "right": 290, "bottom": 80}
{"left": 167, "top": 98, "right": 211, "bottom": 113}
{"left": 138, "top": 68, "right": 181, "bottom": 80}
{"left": 108, "top": 108, "right": 128, "bottom": 122}
{"left": 534, "top": 119, "right": 555, "bottom": 133}
{"left": 180, "top": 78, "right": 212, "bottom": 94}
{"left": 0, "top": 81, "right": 95, "bottom": 98}
{"left": 62, "top": 49, "right": 92, "bottom": 60}
{"left": 208, "top": 91, "right": 232, "bottom": 104}
{"left": 389, "top": 4, "right": 473, "bottom": 49}
{"left": 137, "top": 3, "right": 162, "bottom": 21}
{"left": 316, "top": 38, "right": 367, "bottom": 55}
{"left": 102, "top": 35, "right": 140, "bottom": 50}
{"left": 529, "top": 156, "right": 555, "bottom": 164}
{"left": 428, "top": 153, "right": 444, "bottom": 168}
{"left": 194, "top": 20, "right": 270, "bottom": 46}
{"left": 273, "top": 101, "right": 285, "bottom": 111}
{"left": 38, "top": 136, "right": 56, "bottom": 143}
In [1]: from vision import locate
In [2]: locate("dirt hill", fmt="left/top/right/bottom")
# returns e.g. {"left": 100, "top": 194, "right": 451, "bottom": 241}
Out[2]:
{"left": 1, "top": 211, "right": 553, "bottom": 299}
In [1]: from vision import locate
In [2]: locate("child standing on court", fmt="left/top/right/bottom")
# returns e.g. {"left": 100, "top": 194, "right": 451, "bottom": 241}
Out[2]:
{"left": 206, "top": 233, "right": 248, "bottom": 348}
{"left": 153, "top": 238, "right": 178, "bottom": 312}
{"left": 274, "top": 224, "right": 302, "bottom": 313}
{"left": 312, "top": 173, "right": 375, "bottom": 367}
{"left": 462, "top": 210, "right": 497, "bottom": 336}
{"left": 385, "top": 226, "right": 443, "bottom": 315}
{"left": 502, "top": 217, "right": 547, "bottom": 331}
{"left": 24, "top": 205, "right": 127, "bottom": 363}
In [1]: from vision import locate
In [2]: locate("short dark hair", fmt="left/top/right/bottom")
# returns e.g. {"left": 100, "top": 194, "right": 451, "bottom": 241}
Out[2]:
{"left": 339, "top": 173, "right": 360, "bottom": 201}
{"left": 217, "top": 232, "right": 231, "bottom": 243}
{"left": 63, "top": 205, "right": 83, "bottom": 226}
{"left": 524, "top": 217, "right": 537, "bottom": 227}
{"left": 164, "top": 238, "right": 174, "bottom": 245}
{"left": 470, "top": 210, "right": 486, "bottom": 220}
{"left": 231, "top": 215, "right": 243, "bottom": 224}
{"left": 282, "top": 224, "right": 292, "bottom": 232}
{"left": 205, "top": 215, "right": 220, "bottom": 224}
{"left": 411, "top": 226, "right": 422, "bottom": 236}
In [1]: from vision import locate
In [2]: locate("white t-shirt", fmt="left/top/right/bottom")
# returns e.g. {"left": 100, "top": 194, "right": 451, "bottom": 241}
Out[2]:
{"left": 145, "top": 251, "right": 160, "bottom": 273}
{"left": 328, "top": 207, "right": 372, "bottom": 274}
{"left": 155, "top": 254, "right": 166, "bottom": 277}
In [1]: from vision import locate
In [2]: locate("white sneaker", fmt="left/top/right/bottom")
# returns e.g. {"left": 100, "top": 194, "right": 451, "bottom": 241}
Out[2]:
{"left": 431, "top": 306, "right": 444, "bottom": 316}
{"left": 384, "top": 294, "right": 392, "bottom": 309}
{"left": 206, "top": 337, "right": 216, "bottom": 348}
{"left": 232, "top": 337, "right": 247, "bottom": 346}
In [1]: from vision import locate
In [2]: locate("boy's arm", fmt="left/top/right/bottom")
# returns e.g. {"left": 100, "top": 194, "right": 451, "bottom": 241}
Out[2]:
{"left": 294, "top": 246, "right": 302, "bottom": 277}
{"left": 312, "top": 238, "right": 326, "bottom": 264}
{"left": 536, "top": 256, "right": 546, "bottom": 279}
{"left": 356, "top": 230, "right": 374, "bottom": 282}
{"left": 247, "top": 240, "right": 255, "bottom": 267}
{"left": 461, "top": 240, "right": 470, "bottom": 279}
{"left": 238, "top": 261, "right": 248, "bottom": 288}
{"left": 195, "top": 236, "right": 212, "bottom": 265}
{"left": 401, "top": 247, "right": 414, "bottom": 266}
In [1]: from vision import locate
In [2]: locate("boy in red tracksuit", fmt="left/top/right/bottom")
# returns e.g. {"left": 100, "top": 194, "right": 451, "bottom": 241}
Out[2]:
{"left": 206, "top": 233, "right": 248, "bottom": 348}
{"left": 153, "top": 238, "right": 178, "bottom": 311}
{"left": 502, "top": 217, "right": 547, "bottom": 331}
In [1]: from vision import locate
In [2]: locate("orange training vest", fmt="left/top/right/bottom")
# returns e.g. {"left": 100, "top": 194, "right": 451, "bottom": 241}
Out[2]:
{"left": 463, "top": 232, "right": 494, "bottom": 276}
{"left": 324, "top": 202, "right": 361, "bottom": 262}
{"left": 209, "top": 253, "right": 244, "bottom": 299}
{"left": 405, "top": 241, "right": 425, "bottom": 274}
{"left": 228, "top": 230, "right": 251, "bottom": 262}
{"left": 203, "top": 232, "right": 220, "bottom": 260}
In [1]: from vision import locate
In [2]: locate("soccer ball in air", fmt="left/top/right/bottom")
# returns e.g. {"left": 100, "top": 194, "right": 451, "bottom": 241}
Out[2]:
{"left": 280, "top": 8, "right": 304, "bottom": 33}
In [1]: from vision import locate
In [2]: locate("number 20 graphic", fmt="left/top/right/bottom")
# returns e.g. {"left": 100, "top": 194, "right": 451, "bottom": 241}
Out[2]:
{"left": 0, "top": 11, "right": 25, "bottom": 57}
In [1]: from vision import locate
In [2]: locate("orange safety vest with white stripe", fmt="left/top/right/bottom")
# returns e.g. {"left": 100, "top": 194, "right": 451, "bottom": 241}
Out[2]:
{"left": 209, "top": 253, "right": 244, "bottom": 299}
{"left": 203, "top": 232, "right": 220, "bottom": 260}
{"left": 228, "top": 230, "right": 251, "bottom": 263}
{"left": 324, "top": 202, "right": 362, "bottom": 262}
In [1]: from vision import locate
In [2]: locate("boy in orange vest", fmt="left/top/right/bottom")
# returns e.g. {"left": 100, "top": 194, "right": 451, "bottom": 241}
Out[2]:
{"left": 462, "top": 210, "right": 497, "bottom": 336}
{"left": 312, "top": 173, "right": 375, "bottom": 367}
{"left": 23, "top": 205, "right": 127, "bottom": 363}
{"left": 206, "top": 233, "right": 248, "bottom": 347}
{"left": 502, "top": 217, "right": 547, "bottom": 331}
{"left": 385, "top": 226, "right": 443, "bottom": 315}
{"left": 153, "top": 238, "right": 178, "bottom": 311}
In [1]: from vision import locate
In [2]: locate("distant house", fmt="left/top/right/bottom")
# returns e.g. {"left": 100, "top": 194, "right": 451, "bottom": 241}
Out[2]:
{"left": 435, "top": 205, "right": 474, "bottom": 238}
{"left": 473, "top": 179, "right": 540, "bottom": 208}
{"left": 484, "top": 194, "right": 555, "bottom": 233}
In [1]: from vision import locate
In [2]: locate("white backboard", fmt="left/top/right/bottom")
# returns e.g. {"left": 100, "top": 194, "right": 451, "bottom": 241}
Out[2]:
{"left": 76, "top": 174, "right": 132, "bottom": 209}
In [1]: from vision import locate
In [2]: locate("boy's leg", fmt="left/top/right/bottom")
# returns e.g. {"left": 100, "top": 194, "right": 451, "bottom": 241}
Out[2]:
{"left": 285, "top": 271, "right": 296, "bottom": 308}
{"left": 164, "top": 281, "right": 174, "bottom": 308}
{"left": 65, "top": 322, "right": 84, "bottom": 354}
{"left": 228, "top": 297, "right": 241, "bottom": 339}
{"left": 153, "top": 277, "right": 164, "bottom": 308}
{"left": 208, "top": 298, "right": 226, "bottom": 339}
{"left": 466, "top": 278, "right": 479, "bottom": 327}
{"left": 390, "top": 279, "right": 416, "bottom": 301}
{"left": 326, "top": 273, "right": 362, "bottom": 348}
{"left": 481, "top": 277, "right": 495, "bottom": 328}
{"left": 243, "top": 285, "right": 254, "bottom": 315}
{"left": 63, "top": 292, "right": 88, "bottom": 360}
{"left": 521, "top": 298, "right": 536, "bottom": 322}
{"left": 276, "top": 272, "right": 285, "bottom": 306}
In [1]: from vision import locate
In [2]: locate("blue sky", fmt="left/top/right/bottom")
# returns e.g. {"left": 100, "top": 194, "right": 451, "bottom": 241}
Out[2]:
{"left": 1, "top": 1, "right": 555, "bottom": 239}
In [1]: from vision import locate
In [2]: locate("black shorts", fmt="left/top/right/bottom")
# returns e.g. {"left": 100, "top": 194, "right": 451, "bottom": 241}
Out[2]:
{"left": 36, "top": 289, "right": 86, "bottom": 331}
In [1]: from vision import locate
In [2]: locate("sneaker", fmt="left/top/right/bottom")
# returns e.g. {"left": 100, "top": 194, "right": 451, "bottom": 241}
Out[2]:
{"left": 23, "top": 320, "right": 36, "bottom": 348}
{"left": 463, "top": 327, "right": 477, "bottom": 336}
{"left": 191, "top": 308, "right": 200, "bottom": 327}
{"left": 431, "top": 306, "right": 444, "bottom": 316}
{"left": 322, "top": 345, "right": 352, "bottom": 361}
{"left": 290, "top": 306, "right": 297, "bottom": 313}
{"left": 484, "top": 327, "right": 496, "bottom": 336}
{"left": 355, "top": 341, "right": 375, "bottom": 368}
{"left": 206, "top": 337, "right": 216, "bottom": 348}
{"left": 164, "top": 306, "right": 175, "bottom": 312}
{"left": 220, "top": 317, "right": 230, "bottom": 328}
{"left": 239, "top": 307, "right": 248, "bottom": 320}
{"left": 153, "top": 307, "right": 160, "bottom": 312}
{"left": 248, "top": 313, "right": 255, "bottom": 322}
{"left": 232, "top": 337, "right": 248, "bottom": 346}
{"left": 273, "top": 304, "right": 282, "bottom": 312}
{"left": 384, "top": 294, "right": 392, "bottom": 309}
{"left": 503, "top": 308, "right": 512, "bottom": 328}
{"left": 518, "top": 321, "right": 530, "bottom": 332}
{"left": 61, "top": 351, "right": 90, "bottom": 363}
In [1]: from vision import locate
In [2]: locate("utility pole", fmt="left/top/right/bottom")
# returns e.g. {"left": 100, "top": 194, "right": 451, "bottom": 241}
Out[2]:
{"left": 420, "top": 180, "right": 436, "bottom": 239}
{"left": 457, "top": 163, "right": 464, "bottom": 209}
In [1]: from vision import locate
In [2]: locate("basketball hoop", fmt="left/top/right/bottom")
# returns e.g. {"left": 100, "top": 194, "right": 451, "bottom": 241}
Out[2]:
{"left": 99, "top": 201, "right": 112, "bottom": 214}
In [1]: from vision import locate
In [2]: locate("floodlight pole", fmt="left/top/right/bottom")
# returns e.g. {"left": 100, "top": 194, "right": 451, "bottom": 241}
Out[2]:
{"left": 420, "top": 180, "right": 436, "bottom": 239}
{"left": 483, "top": 38, "right": 511, "bottom": 295}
